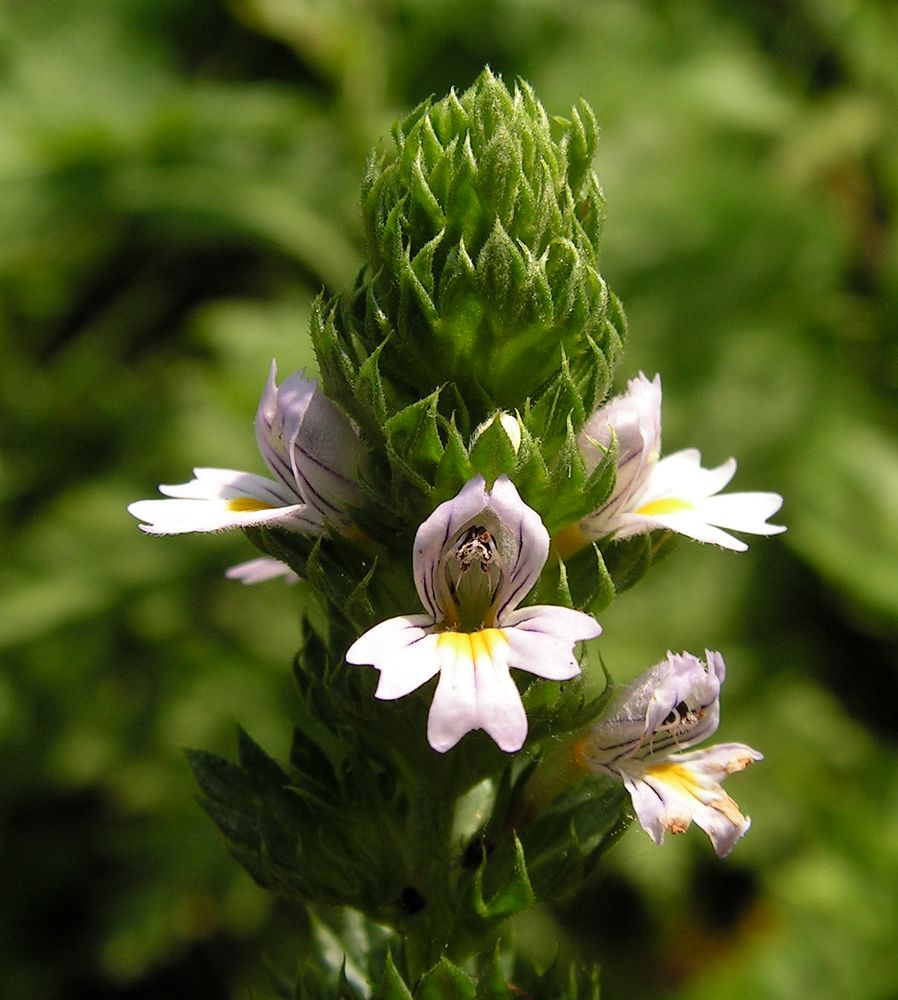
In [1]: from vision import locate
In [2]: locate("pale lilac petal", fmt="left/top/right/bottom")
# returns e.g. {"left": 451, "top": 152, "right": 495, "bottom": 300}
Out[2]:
{"left": 158, "top": 467, "right": 302, "bottom": 507}
{"left": 427, "top": 643, "right": 481, "bottom": 753}
{"left": 641, "top": 651, "right": 722, "bottom": 740}
{"left": 425, "top": 631, "right": 529, "bottom": 753}
{"left": 255, "top": 360, "right": 300, "bottom": 488}
{"left": 345, "top": 614, "right": 441, "bottom": 700}
{"left": 127, "top": 497, "right": 314, "bottom": 535}
{"left": 279, "top": 370, "right": 366, "bottom": 523}
{"left": 254, "top": 360, "right": 365, "bottom": 529}
{"left": 624, "top": 510, "right": 750, "bottom": 551}
{"left": 628, "top": 453, "right": 784, "bottom": 549}
{"left": 579, "top": 373, "right": 662, "bottom": 477}
{"left": 580, "top": 651, "right": 723, "bottom": 768}
{"left": 471, "top": 650, "right": 529, "bottom": 752}
{"left": 128, "top": 461, "right": 318, "bottom": 535}
{"left": 691, "top": 801, "right": 752, "bottom": 858}
{"left": 696, "top": 492, "right": 786, "bottom": 535}
{"left": 345, "top": 613, "right": 435, "bottom": 664}
{"left": 577, "top": 374, "right": 662, "bottom": 532}
{"left": 705, "top": 648, "right": 726, "bottom": 686}
{"left": 667, "top": 742, "right": 764, "bottom": 774}
{"left": 621, "top": 772, "right": 672, "bottom": 846}
{"left": 643, "top": 451, "right": 737, "bottom": 501}
{"left": 488, "top": 475, "right": 551, "bottom": 621}
{"left": 226, "top": 557, "right": 300, "bottom": 585}
{"left": 502, "top": 605, "right": 601, "bottom": 680}
{"left": 413, "top": 476, "right": 490, "bottom": 619}
{"left": 641, "top": 743, "right": 762, "bottom": 857}
{"left": 504, "top": 604, "right": 602, "bottom": 642}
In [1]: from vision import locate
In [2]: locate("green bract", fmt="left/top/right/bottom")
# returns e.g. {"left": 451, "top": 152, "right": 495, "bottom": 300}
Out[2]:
{"left": 315, "top": 68, "right": 625, "bottom": 439}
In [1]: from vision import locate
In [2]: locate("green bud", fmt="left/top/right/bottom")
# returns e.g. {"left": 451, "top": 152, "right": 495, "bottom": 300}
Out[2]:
{"left": 321, "top": 68, "right": 625, "bottom": 431}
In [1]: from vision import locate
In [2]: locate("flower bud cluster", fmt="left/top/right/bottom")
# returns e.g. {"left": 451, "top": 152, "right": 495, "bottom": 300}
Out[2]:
{"left": 314, "top": 68, "right": 625, "bottom": 442}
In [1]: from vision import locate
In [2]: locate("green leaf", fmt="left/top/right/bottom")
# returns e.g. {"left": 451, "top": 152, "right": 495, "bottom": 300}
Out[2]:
{"left": 415, "top": 958, "right": 477, "bottom": 1000}
{"left": 601, "top": 533, "right": 670, "bottom": 594}
{"left": 561, "top": 543, "right": 615, "bottom": 614}
{"left": 563, "top": 97, "right": 601, "bottom": 196}
{"left": 355, "top": 336, "right": 390, "bottom": 432}
{"left": 385, "top": 390, "right": 445, "bottom": 488}
{"left": 468, "top": 412, "right": 519, "bottom": 484}
{"left": 519, "top": 782, "right": 631, "bottom": 902}
{"left": 476, "top": 220, "right": 525, "bottom": 316}
{"left": 526, "top": 351, "right": 586, "bottom": 457}
{"left": 473, "top": 946, "right": 510, "bottom": 1000}
{"left": 372, "top": 951, "right": 415, "bottom": 1000}
{"left": 516, "top": 957, "right": 601, "bottom": 1000}
{"left": 434, "top": 417, "right": 474, "bottom": 500}
{"left": 472, "top": 833, "right": 535, "bottom": 921}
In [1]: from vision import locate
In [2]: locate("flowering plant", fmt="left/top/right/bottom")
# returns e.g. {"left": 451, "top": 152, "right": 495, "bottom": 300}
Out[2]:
{"left": 129, "top": 70, "right": 784, "bottom": 997}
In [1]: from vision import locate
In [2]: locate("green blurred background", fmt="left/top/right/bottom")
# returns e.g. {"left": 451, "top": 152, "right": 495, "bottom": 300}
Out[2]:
{"left": 2, "top": 1, "right": 897, "bottom": 997}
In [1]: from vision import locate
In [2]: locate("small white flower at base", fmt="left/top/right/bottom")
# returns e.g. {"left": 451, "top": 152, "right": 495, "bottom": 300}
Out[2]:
{"left": 127, "top": 361, "right": 365, "bottom": 538}
{"left": 346, "top": 475, "right": 601, "bottom": 754}
{"left": 562, "top": 373, "right": 786, "bottom": 554}
{"left": 225, "top": 557, "right": 300, "bottom": 586}
{"left": 471, "top": 411, "right": 523, "bottom": 454}
{"left": 576, "top": 650, "right": 762, "bottom": 857}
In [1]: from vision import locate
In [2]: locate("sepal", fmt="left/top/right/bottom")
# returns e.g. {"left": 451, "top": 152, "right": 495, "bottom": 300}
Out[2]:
{"left": 510, "top": 955, "right": 602, "bottom": 1000}
{"left": 371, "top": 951, "right": 415, "bottom": 1000}
{"left": 468, "top": 410, "right": 520, "bottom": 484}
{"left": 385, "top": 391, "right": 447, "bottom": 494}
{"left": 514, "top": 779, "right": 631, "bottom": 901}
{"left": 415, "top": 958, "right": 477, "bottom": 1000}
{"left": 601, "top": 530, "right": 679, "bottom": 594}
{"left": 560, "top": 543, "right": 616, "bottom": 615}
{"left": 470, "top": 833, "right": 535, "bottom": 922}
{"left": 243, "top": 525, "right": 383, "bottom": 633}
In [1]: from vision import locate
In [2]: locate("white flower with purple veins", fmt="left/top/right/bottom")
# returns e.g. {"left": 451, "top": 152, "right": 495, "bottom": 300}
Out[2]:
{"left": 346, "top": 475, "right": 601, "bottom": 754}
{"left": 576, "top": 650, "right": 762, "bottom": 857}
{"left": 128, "top": 361, "right": 365, "bottom": 537}
{"left": 563, "top": 373, "right": 786, "bottom": 553}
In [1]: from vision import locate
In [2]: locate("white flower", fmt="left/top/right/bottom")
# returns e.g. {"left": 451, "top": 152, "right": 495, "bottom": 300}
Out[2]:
{"left": 225, "top": 557, "right": 299, "bottom": 585}
{"left": 576, "top": 650, "right": 762, "bottom": 857}
{"left": 128, "top": 361, "right": 365, "bottom": 537}
{"left": 346, "top": 475, "right": 601, "bottom": 754}
{"left": 471, "top": 411, "right": 523, "bottom": 454}
{"left": 565, "top": 373, "right": 785, "bottom": 553}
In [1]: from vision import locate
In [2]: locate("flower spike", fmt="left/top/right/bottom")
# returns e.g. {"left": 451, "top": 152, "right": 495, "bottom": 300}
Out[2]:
{"left": 576, "top": 650, "right": 762, "bottom": 856}
{"left": 128, "top": 361, "right": 365, "bottom": 539}
{"left": 346, "top": 475, "right": 601, "bottom": 754}
{"left": 559, "top": 373, "right": 785, "bottom": 554}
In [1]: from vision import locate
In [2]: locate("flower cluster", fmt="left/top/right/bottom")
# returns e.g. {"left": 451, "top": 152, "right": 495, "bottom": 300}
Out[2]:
{"left": 130, "top": 359, "right": 782, "bottom": 855}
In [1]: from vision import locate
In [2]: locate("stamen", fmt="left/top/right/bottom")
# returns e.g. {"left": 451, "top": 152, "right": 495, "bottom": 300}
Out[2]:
{"left": 662, "top": 701, "right": 690, "bottom": 727}
{"left": 647, "top": 701, "right": 704, "bottom": 753}
{"left": 455, "top": 525, "right": 496, "bottom": 571}
{"left": 448, "top": 524, "right": 503, "bottom": 631}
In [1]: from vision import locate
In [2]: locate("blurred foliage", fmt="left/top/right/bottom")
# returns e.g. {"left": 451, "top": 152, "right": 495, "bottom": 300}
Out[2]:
{"left": 1, "top": 0, "right": 896, "bottom": 997}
